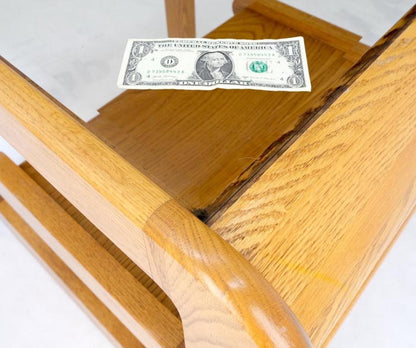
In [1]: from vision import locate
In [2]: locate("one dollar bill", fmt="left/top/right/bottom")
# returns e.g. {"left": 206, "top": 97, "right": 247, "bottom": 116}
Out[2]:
{"left": 118, "top": 37, "right": 311, "bottom": 92}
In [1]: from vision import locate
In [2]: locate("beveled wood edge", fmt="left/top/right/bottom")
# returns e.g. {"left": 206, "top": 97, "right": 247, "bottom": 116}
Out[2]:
{"left": 0, "top": 60, "right": 311, "bottom": 346}
{"left": 0, "top": 153, "right": 183, "bottom": 348}
{"left": 93, "top": 6, "right": 368, "bottom": 224}
{"left": 0, "top": 201, "right": 144, "bottom": 348}
{"left": 165, "top": 0, "right": 196, "bottom": 37}
{"left": 232, "top": 0, "right": 369, "bottom": 59}
{"left": 207, "top": 4, "right": 416, "bottom": 225}
{"left": 211, "top": 10, "right": 416, "bottom": 346}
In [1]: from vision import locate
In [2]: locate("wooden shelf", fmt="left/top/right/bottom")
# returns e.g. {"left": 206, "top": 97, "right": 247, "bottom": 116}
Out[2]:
{"left": 87, "top": 6, "right": 368, "bottom": 220}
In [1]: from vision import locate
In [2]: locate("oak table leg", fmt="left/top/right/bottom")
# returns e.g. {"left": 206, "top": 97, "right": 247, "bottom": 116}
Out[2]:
{"left": 165, "top": 0, "right": 196, "bottom": 37}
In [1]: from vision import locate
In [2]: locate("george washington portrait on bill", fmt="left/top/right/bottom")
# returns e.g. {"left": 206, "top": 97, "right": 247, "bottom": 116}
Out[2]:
{"left": 195, "top": 51, "right": 233, "bottom": 81}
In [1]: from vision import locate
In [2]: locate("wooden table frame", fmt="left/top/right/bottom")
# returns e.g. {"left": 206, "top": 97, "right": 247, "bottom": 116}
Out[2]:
{"left": 0, "top": 1, "right": 415, "bottom": 346}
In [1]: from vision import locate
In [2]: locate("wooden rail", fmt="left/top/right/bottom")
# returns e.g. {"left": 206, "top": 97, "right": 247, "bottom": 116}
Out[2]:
{"left": 0, "top": 58, "right": 311, "bottom": 346}
{"left": 214, "top": 5, "right": 416, "bottom": 347}
{"left": 0, "top": 201, "right": 145, "bottom": 348}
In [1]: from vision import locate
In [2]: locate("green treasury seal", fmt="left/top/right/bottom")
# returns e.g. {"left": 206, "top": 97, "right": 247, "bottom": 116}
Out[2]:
{"left": 249, "top": 61, "right": 268, "bottom": 73}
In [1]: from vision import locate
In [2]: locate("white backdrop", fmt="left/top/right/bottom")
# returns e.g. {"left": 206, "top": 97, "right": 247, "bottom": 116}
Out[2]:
{"left": 0, "top": 1, "right": 415, "bottom": 347}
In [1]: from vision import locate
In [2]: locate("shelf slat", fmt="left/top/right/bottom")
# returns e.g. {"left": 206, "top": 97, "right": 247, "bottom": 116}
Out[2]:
{"left": 0, "top": 201, "right": 144, "bottom": 348}
{"left": 0, "top": 154, "right": 184, "bottom": 348}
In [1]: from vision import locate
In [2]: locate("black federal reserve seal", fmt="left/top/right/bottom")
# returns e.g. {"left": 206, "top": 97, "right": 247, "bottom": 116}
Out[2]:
{"left": 196, "top": 51, "right": 233, "bottom": 81}
{"left": 161, "top": 55, "right": 179, "bottom": 68}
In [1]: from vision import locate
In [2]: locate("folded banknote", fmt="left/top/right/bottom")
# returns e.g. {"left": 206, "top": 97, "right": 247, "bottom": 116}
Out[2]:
{"left": 118, "top": 37, "right": 311, "bottom": 92}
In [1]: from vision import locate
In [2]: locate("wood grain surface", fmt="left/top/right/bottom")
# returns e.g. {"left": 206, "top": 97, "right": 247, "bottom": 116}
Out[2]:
{"left": 88, "top": 8, "right": 365, "bottom": 220}
{"left": 0, "top": 201, "right": 144, "bottom": 348}
{"left": 0, "top": 154, "right": 184, "bottom": 348}
{"left": 212, "top": 12, "right": 416, "bottom": 347}
{"left": 0, "top": 58, "right": 311, "bottom": 346}
{"left": 165, "top": 0, "right": 195, "bottom": 37}
{"left": 1, "top": 3, "right": 413, "bottom": 346}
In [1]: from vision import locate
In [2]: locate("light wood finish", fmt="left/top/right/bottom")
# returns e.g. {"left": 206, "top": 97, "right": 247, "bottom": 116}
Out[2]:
{"left": 0, "top": 201, "right": 144, "bottom": 348}
{"left": 212, "top": 11, "right": 416, "bottom": 347}
{"left": 0, "top": 61, "right": 310, "bottom": 347}
{"left": 233, "top": 0, "right": 369, "bottom": 62}
{"left": 0, "top": 154, "right": 183, "bottom": 348}
{"left": 89, "top": 8, "right": 363, "bottom": 220}
{"left": 20, "top": 162, "right": 180, "bottom": 318}
{"left": 2, "top": 3, "right": 413, "bottom": 346}
{"left": 165, "top": 0, "right": 195, "bottom": 37}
